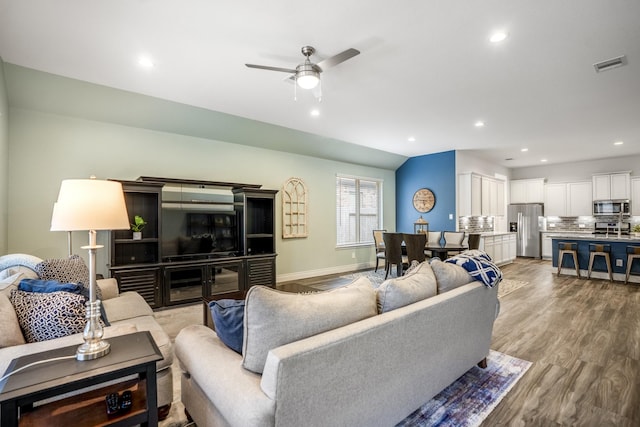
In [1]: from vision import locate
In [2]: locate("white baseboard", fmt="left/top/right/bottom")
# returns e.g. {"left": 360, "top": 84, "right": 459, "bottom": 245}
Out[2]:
{"left": 276, "top": 261, "right": 376, "bottom": 283}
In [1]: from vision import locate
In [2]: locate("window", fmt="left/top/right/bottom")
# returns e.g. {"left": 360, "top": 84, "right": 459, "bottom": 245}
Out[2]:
{"left": 336, "top": 175, "right": 382, "bottom": 246}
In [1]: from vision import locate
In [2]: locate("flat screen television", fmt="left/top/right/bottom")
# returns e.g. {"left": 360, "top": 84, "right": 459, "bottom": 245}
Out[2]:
{"left": 162, "top": 209, "right": 238, "bottom": 261}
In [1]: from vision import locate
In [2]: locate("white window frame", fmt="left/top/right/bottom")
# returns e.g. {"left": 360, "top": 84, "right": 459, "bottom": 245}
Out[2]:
{"left": 336, "top": 174, "right": 383, "bottom": 248}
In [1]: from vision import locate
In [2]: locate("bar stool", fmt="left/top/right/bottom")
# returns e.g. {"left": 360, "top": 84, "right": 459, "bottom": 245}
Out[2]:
{"left": 625, "top": 246, "right": 640, "bottom": 284}
{"left": 557, "top": 242, "right": 580, "bottom": 278}
{"left": 587, "top": 243, "right": 612, "bottom": 281}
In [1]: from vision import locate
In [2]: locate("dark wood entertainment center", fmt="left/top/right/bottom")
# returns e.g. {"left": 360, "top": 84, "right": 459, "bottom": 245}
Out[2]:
{"left": 109, "top": 177, "right": 277, "bottom": 308}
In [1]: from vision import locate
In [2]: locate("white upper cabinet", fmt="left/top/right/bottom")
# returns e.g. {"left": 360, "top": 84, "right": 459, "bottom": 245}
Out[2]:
{"left": 458, "top": 173, "right": 505, "bottom": 217}
{"left": 544, "top": 181, "right": 592, "bottom": 217}
{"left": 592, "top": 172, "right": 630, "bottom": 200}
{"left": 632, "top": 178, "right": 640, "bottom": 215}
{"left": 510, "top": 179, "right": 545, "bottom": 204}
{"left": 567, "top": 181, "right": 593, "bottom": 216}
{"left": 544, "top": 183, "right": 567, "bottom": 216}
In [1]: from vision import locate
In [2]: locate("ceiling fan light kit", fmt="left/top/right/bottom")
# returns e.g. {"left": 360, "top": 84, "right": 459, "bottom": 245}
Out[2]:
{"left": 246, "top": 45, "right": 360, "bottom": 98}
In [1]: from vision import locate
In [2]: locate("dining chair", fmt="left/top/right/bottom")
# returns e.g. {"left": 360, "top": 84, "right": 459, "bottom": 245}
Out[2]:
{"left": 443, "top": 231, "right": 466, "bottom": 256}
{"left": 468, "top": 233, "right": 481, "bottom": 250}
{"left": 424, "top": 231, "right": 442, "bottom": 258}
{"left": 372, "top": 229, "right": 387, "bottom": 272}
{"left": 382, "top": 232, "right": 408, "bottom": 279}
{"left": 403, "top": 233, "right": 426, "bottom": 264}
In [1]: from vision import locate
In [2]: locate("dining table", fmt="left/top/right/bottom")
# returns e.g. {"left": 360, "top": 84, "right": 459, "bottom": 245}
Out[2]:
{"left": 423, "top": 242, "right": 468, "bottom": 260}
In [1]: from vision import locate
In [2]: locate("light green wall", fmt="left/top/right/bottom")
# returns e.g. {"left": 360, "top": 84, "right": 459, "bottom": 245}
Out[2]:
{"left": 0, "top": 59, "right": 8, "bottom": 254}
{"left": 7, "top": 108, "right": 396, "bottom": 278}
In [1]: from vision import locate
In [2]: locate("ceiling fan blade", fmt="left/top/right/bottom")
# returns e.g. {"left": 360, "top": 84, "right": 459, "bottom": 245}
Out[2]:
{"left": 316, "top": 48, "right": 360, "bottom": 71}
{"left": 245, "top": 63, "right": 297, "bottom": 74}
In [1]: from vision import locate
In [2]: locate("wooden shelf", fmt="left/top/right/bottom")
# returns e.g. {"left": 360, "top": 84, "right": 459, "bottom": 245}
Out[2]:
{"left": 114, "top": 238, "right": 159, "bottom": 244}
{"left": 19, "top": 377, "right": 148, "bottom": 427}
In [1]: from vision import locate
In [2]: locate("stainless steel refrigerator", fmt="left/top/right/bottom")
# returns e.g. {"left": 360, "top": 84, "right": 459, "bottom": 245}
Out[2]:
{"left": 508, "top": 203, "right": 544, "bottom": 258}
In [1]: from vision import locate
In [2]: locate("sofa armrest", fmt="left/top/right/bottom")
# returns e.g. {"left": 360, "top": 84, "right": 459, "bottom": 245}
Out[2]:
{"left": 102, "top": 291, "right": 153, "bottom": 322}
{"left": 97, "top": 278, "right": 119, "bottom": 300}
{"left": 175, "top": 325, "right": 274, "bottom": 426}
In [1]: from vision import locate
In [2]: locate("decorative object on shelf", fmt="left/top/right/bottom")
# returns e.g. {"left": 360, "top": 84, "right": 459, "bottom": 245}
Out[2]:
{"left": 413, "top": 188, "right": 436, "bottom": 213}
{"left": 633, "top": 224, "right": 640, "bottom": 238}
{"left": 414, "top": 216, "right": 429, "bottom": 234}
{"left": 51, "top": 177, "right": 130, "bottom": 360}
{"left": 131, "top": 215, "right": 147, "bottom": 240}
{"left": 282, "top": 177, "right": 308, "bottom": 239}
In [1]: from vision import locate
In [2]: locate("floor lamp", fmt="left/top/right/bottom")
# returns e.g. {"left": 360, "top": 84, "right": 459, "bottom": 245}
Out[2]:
{"left": 51, "top": 178, "right": 130, "bottom": 360}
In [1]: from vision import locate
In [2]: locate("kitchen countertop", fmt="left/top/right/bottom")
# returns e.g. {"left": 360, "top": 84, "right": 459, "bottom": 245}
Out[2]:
{"left": 549, "top": 234, "right": 640, "bottom": 242}
{"left": 478, "top": 231, "right": 516, "bottom": 237}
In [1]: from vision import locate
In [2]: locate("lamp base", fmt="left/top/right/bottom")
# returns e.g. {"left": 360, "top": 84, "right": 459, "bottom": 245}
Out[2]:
{"left": 76, "top": 339, "right": 110, "bottom": 361}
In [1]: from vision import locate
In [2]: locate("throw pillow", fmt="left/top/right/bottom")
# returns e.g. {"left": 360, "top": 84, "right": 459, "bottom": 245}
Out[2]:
{"left": 376, "top": 261, "right": 437, "bottom": 313}
{"left": 242, "top": 277, "right": 377, "bottom": 374}
{"left": 35, "top": 255, "right": 100, "bottom": 299}
{"left": 430, "top": 258, "right": 473, "bottom": 293}
{"left": 9, "top": 289, "right": 88, "bottom": 343}
{"left": 209, "top": 299, "right": 245, "bottom": 354}
{"left": 0, "top": 253, "right": 43, "bottom": 274}
{"left": 0, "top": 292, "right": 26, "bottom": 347}
{"left": 17, "top": 278, "right": 110, "bottom": 326}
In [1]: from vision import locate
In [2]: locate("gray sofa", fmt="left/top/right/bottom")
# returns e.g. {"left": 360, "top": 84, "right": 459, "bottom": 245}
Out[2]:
{"left": 175, "top": 259, "right": 499, "bottom": 427}
{"left": 0, "top": 256, "right": 173, "bottom": 416}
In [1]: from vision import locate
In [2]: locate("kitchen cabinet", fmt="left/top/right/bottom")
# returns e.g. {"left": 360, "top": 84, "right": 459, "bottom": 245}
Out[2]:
{"left": 480, "top": 233, "right": 516, "bottom": 265}
{"left": 592, "top": 172, "right": 630, "bottom": 200}
{"left": 510, "top": 179, "right": 545, "bottom": 204}
{"left": 541, "top": 233, "right": 553, "bottom": 259}
{"left": 567, "top": 181, "right": 592, "bottom": 216}
{"left": 544, "top": 181, "right": 592, "bottom": 217}
{"left": 544, "top": 183, "right": 567, "bottom": 216}
{"left": 458, "top": 173, "right": 505, "bottom": 217}
{"left": 632, "top": 177, "right": 640, "bottom": 215}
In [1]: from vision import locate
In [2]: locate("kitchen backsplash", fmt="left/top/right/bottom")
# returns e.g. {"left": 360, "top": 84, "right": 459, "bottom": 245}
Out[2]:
{"left": 458, "top": 216, "right": 495, "bottom": 233}
{"left": 544, "top": 215, "right": 640, "bottom": 232}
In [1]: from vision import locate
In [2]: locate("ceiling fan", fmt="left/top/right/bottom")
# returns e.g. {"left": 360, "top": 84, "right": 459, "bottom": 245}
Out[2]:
{"left": 245, "top": 46, "right": 360, "bottom": 98}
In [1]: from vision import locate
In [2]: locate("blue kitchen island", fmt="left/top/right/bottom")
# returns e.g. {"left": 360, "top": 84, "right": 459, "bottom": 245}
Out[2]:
{"left": 552, "top": 235, "right": 640, "bottom": 282}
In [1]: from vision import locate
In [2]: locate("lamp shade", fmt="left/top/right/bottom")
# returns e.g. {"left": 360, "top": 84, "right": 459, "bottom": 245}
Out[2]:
{"left": 51, "top": 179, "right": 130, "bottom": 231}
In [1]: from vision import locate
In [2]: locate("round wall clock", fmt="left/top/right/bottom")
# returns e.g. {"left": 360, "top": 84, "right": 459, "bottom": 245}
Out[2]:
{"left": 413, "top": 188, "right": 436, "bottom": 213}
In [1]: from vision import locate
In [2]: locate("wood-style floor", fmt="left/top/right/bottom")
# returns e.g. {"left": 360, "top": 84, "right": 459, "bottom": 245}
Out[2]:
{"left": 278, "top": 258, "right": 640, "bottom": 426}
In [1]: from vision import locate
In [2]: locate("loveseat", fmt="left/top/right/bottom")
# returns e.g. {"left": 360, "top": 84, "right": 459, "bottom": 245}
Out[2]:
{"left": 175, "top": 257, "right": 500, "bottom": 427}
{"left": 0, "top": 254, "right": 174, "bottom": 418}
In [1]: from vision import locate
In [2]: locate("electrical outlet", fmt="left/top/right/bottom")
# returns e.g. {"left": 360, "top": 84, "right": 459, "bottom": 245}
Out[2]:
{"left": 351, "top": 252, "right": 356, "bottom": 259}
{"left": 549, "top": 223, "right": 556, "bottom": 228}
{"left": 616, "top": 259, "right": 623, "bottom": 267}
{"left": 579, "top": 223, "right": 585, "bottom": 228}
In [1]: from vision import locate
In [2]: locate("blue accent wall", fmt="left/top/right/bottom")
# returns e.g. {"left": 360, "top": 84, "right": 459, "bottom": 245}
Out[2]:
{"left": 396, "top": 150, "right": 456, "bottom": 233}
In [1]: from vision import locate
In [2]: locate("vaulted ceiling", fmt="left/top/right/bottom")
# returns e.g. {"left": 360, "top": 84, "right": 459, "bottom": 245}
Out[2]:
{"left": 1, "top": 0, "right": 639, "bottom": 169}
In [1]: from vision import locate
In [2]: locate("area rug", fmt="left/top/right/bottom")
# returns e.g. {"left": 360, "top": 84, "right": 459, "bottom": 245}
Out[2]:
{"left": 397, "top": 350, "right": 531, "bottom": 427}
{"left": 337, "top": 270, "right": 529, "bottom": 298}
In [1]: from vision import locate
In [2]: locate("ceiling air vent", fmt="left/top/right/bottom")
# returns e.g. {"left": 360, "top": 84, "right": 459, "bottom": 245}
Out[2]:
{"left": 593, "top": 55, "right": 627, "bottom": 73}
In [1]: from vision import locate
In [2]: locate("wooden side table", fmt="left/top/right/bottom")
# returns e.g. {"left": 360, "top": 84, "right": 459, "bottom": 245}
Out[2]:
{"left": 0, "top": 331, "right": 162, "bottom": 427}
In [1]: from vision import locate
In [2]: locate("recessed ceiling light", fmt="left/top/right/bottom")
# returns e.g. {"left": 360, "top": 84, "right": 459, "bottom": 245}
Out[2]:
{"left": 614, "top": 141, "right": 624, "bottom": 145}
{"left": 489, "top": 31, "right": 508, "bottom": 43}
{"left": 521, "top": 148, "right": 529, "bottom": 152}
{"left": 310, "top": 109, "right": 320, "bottom": 117}
{"left": 408, "top": 136, "right": 416, "bottom": 142}
{"left": 541, "top": 159, "right": 548, "bottom": 163}
{"left": 474, "top": 121, "right": 485, "bottom": 127}
{"left": 138, "top": 57, "right": 155, "bottom": 68}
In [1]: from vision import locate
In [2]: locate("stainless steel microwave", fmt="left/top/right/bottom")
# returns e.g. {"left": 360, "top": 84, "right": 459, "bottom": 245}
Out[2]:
{"left": 593, "top": 199, "right": 630, "bottom": 216}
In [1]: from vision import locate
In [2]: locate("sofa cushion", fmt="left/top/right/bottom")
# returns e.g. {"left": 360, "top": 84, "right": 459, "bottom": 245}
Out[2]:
{"left": 9, "top": 289, "right": 88, "bottom": 343}
{"left": 376, "top": 261, "right": 437, "bottom": 313}
{"left": 35, "top": 255, "right": 100, "bottom": 299}
{"left": 102, "top": 291, "right": 153, "bottom": 322}
{"left": 430, "top": 258, "right": 474, "bottom": 293}
{"left": 210, "top": 299, "right": 245, "bottom": 354}
{"left": 242, "top": 277, "right": 377, "bottom": 374}
{"left": 0, "top": 292, "right": 26, "bottom": 347}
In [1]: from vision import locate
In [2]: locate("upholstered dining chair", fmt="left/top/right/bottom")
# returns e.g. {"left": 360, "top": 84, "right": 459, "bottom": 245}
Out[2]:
{"left": 403, "top": 233, "right": 426, "bottom": 264}
{"left": 382, "top": 232, "right": 408, "bottom": 279}
{"left": 372, "top": 229, "right": 386, "bottom": 272}
{"left": 424, "top": 231, "right": 442, "bottom": 258}
{"left": 443, "top": 231, "right": 466, "bottom": 256}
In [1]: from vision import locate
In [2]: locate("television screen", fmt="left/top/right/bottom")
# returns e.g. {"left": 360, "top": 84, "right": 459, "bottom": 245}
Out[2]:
{"left": 162, "top": 209, "right": 238, "bottom": 260}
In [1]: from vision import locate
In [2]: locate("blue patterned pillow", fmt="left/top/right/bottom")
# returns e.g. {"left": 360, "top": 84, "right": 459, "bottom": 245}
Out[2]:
{"left": 209, "top": 299, "right": 245, "bottom": 354}
{"left": 10, "top": 289, "right": 87, "bottom": 343}
{"left": 18, "top": 278, "right": 83, "bottom": 294}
